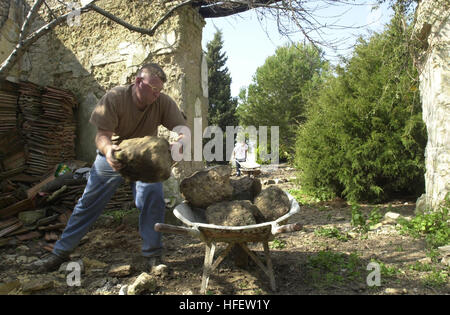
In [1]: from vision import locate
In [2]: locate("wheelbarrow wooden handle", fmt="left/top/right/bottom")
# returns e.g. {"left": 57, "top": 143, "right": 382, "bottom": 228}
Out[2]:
{"left": 273, "top": 222, "right": 303, "bottom": 235}
{"left": 154, "top": 223, "right": 200, "bottom": 238}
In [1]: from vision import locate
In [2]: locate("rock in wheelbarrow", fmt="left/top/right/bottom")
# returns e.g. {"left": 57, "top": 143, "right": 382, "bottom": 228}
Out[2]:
{"left": 205, "top": 200, "right": 259, "bottom": 226}
{"left": 114, "top": 136, "right": 172, "bottom": 183}
{"left": 230, "top": 176, "right": 262, "bottom": 201}
{"left": 253, "top": 186, "right": 290, "bottom": 222}
{"left": 180, "top": 165, "right": 233, "bottom": 208}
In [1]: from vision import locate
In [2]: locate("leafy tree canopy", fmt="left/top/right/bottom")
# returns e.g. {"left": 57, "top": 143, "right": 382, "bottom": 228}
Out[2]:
{"left": 237, "top": 43, "right": 329, "bottom": 160}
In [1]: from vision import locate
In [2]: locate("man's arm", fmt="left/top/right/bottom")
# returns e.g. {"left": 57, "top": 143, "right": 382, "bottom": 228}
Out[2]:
{"left": 95, "top": 129, "right": 122, "bottom": 171}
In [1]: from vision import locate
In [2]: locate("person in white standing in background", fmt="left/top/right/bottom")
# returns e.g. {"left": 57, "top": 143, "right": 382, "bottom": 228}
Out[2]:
{"left": 232, "top": 139, "right": 248, "bottom": 176}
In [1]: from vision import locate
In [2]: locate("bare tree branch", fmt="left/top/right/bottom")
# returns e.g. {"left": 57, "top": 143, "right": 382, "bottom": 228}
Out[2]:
{"left": 43, "top": 1, "right": 58, "bottom": 21}
{"left": 0, "top": 0, "right": 399, "bottom": 78}
{"left": 197, "top": 0, "right": 279, "bottom": 18}
{"left": 150, "top": 0, "right": 196, "bottom": 34}
{"left": 0, "top": 1, "right": 103, "bottom": 76}
{"left": 201, "top": 0, "right": 390, "bottom": 55}
{"left": 19, "top": 0, "right": 45, "bottom": 43}
{"left": 197, "top": 0, "right": 386, "bottom": 52}
{"left": 90, "top": 0, "right": 195, "bottom": 36}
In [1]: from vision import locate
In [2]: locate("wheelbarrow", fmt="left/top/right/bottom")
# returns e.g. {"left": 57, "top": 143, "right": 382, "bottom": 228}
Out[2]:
{"left": 154, "top": 191, "right": 302, "bottom": 294}
{"left": 239, "top": 161, "right": 261, "bottom": 177}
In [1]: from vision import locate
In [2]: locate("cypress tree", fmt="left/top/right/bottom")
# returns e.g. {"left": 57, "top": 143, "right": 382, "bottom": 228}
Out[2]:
{"left": 294, "top": 7, "right": 426, "bottom": 202}
{"left": 206, "top": 30, "right": 238, "bottom": 130}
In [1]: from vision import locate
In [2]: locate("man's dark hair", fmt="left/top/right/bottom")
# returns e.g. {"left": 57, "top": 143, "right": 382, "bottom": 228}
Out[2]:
{"left": 137, "top": 63, "right": 167, "bottom": 83}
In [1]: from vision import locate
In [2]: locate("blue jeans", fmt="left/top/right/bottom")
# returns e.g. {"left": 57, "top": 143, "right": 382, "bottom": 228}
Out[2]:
{"left": 53, "top": 153, "right": 166, "bottom": 258}
{"left": 236, "top": 159, "right": 245, "bottom": 176}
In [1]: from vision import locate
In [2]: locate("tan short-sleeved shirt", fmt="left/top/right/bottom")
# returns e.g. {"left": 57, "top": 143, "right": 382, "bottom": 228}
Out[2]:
{"left": 89, "top": 84, "right": 187, "bottom": 145}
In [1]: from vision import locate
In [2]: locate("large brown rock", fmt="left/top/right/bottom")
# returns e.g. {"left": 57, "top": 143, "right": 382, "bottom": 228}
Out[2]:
{"left": 230, "top": 176, "right": 262, "bottom": 201}
{"left": 253, "top": 186, "right": 290, "bottom": 222}
{"left": 115, "top": 136, "right": 172, "bottom": 183}
{"left": 180, "top": 165, "right": 233, "bottom": 208}
{"left": 205, "top": 200, "right": 259, "bottom": 226}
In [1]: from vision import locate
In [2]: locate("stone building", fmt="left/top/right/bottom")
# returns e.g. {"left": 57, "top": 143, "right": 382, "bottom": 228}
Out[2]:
{"left": 414, "top": 0, "right": 450, "bottom": 210}
{"left": 0, "top": 0, "right": 214, "bottom": 207}
{"left": 1, "top": 0, "right": 210, "bottom": 181}
{"left": 0, "top": 0, "right": 449, "bottom": 210}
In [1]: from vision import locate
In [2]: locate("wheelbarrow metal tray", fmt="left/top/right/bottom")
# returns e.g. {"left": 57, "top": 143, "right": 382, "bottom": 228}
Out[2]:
{"left": 173, "top": 191, "right": 300, "bottom": 242}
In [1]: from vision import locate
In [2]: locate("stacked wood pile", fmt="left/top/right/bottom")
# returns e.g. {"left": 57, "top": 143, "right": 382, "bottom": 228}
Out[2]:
{"left": 0, "top": 80, "right": 79, "bottom": 249}
{"left": 0, "top": 129, "right": 27, "bottom": 188}
{"left": 19, "top": 82, "right": 77, "bottom": 177}
{"left": 0, "top": 80, "right": 135, "bottom": 250}
{"left": 0, "top": 80, "right": 24, "bottom": 182}
{"left": 0, "top": 80, "right": 19, "bottom": 135}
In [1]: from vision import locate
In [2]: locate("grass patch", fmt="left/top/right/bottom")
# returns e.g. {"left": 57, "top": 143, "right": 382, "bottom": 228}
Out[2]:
{"left": 306, "top": 251, "right": 364, "bottom": 289}
{"left": 407, "top": 261, "right": 449, "bottom": 288}
{"left": 270, "top": 239, "right": 287, "bottom": 249}
{"left": 104, "top": 208, "right": 139, "bottom": 224}
{"left": 367, "top": 259, "right": 404, "bottom": 287}
{"left": 422, "top": 269, "right": 449, "bottom": 287}
{"left": 378, "top": 261, "right": 402, "bottom": 278}
{"left": 288, "top": 188, "right": 322, "bottom": 204}
{"left": 408, "top": 261, "right": 434, "bottom": 272}
{"left": 350, "top": 204, "right": 384, "bottom": 232}
{"left": 397, "top": 194, "right": 449, "bottom": 248}
{"left": 314, "top": 227, "right": 349, "bottom": 242}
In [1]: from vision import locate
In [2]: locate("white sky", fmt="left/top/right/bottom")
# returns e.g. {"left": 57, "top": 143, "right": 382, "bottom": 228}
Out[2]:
{"left": 201, "top": 1, "right": 394, "bottom": 97}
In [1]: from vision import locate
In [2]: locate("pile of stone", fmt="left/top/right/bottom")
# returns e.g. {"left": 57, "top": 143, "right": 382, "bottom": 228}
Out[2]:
{"left": 180, "top": 165, "right": 291, "bottom": 226}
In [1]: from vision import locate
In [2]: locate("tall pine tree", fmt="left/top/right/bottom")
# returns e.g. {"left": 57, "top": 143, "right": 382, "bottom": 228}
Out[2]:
{"left": 206, "top": 30, "right": 238, "bottom": 130}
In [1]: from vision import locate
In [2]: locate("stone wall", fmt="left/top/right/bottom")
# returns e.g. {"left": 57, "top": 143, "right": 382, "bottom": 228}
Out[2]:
{"left": 0, "top": 0, "right": 23, "bottom": 81}
{"left": 0, "top": 0, "right": 208, "bottom": 208}
{"left": 10, "top": 0, "right": 207, "bottom": 178}
{"left": 414, "top": 0, "right": 450, "bottom": 210}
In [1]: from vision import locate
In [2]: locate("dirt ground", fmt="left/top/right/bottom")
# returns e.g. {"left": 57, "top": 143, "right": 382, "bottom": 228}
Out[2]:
{"left": 0, "top": 164, "right": 448, "bottom": 295}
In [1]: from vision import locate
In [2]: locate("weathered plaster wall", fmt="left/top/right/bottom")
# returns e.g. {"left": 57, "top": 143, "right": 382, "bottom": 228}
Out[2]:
{"left": 415, "top": 0, "right": 450, "bottom": 210}
{"left": 19, "top": 0, "right": 207, "bottom": 179}
{"left": 0, "top": 0, "right": 23, "bottom": 81}
{"left": 0, "top": 0, "right": 208, "bottom": 208}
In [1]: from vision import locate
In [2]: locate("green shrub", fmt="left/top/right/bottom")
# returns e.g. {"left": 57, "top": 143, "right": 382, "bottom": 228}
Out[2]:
{"left": 294, "top": 9, "right": 426, "bottom": 203}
